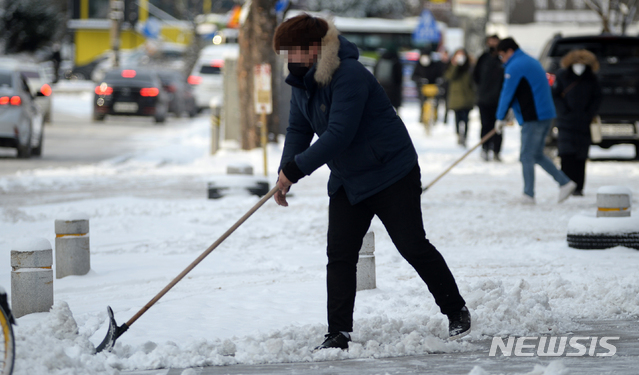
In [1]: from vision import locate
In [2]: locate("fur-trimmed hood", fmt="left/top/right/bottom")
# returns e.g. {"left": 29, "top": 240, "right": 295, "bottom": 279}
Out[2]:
{"left": 313, "top": 20, "right": 351, "bottom": 86}
{"left": 561, "top": 49, "right": 600, "bottom": 72}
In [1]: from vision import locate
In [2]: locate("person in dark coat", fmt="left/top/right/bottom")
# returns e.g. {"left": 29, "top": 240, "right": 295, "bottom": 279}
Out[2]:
{"left": 374, "top": 45, "right": 403, "bottom": 110}
{"left": 473, "top": 35, "right": 504, "bottom": 161}
{"left": 552, "top": 49, "right": 602, "bottom": 196}
{"left": 272, "top": 14, "right": 470, "bottom": 351}
{"left": 411, "top": 48, "right": 446, "bottom": 122}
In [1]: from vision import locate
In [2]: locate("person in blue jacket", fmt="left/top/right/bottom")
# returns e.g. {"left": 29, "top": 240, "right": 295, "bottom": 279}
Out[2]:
{"left": 272, "top": 14, "right": 469, "bottom": 350}
{"left": 495, "top": 37, "right": 577, "bottom": 204}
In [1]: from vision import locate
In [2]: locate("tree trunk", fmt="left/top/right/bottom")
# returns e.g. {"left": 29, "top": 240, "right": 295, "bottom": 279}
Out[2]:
{"left": 238, "top": 0, "right": 279, "bottom": 150}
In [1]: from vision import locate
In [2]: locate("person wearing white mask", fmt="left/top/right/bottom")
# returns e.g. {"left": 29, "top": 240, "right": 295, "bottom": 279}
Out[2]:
{"left": 412, "top": 47, "right": 446, "bottom": 123}
{"left": 551, "top": 49, "right": 602, "bottom": 196}
{"left": 444, "top": 48, "right": 476, "bottom": 147}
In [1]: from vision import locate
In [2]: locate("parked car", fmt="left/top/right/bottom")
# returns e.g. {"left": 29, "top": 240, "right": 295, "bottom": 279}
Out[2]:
{"left": 539, "top": 34, "right": 639, "bottom": 158}
{"left": 0, "top": 68, "right": 45, "bottom": 158}
{"left": 157, "top": 70, "right": 197, "bottom": 118}
{"left": 188, "top": 43, "right": 239, "bottom": 111}
{"left": 93, "top": 68, "right": 169, "bottom": 123}
{"left": 0, "top": 58, "right": 53, "bottom": 123}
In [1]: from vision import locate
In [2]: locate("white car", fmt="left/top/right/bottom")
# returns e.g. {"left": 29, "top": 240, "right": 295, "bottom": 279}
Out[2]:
{"left": 188, "top": 43, "right": 239, "bottom": 111}
{"left": 0, "top": 68, "right": 45, "bottom": 158}
{"left": 0, "top": 58, "right": 53, "bottom": 123}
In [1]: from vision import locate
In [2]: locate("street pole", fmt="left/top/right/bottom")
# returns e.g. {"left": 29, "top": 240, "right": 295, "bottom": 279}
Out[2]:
{"left": 110, "top": 0, "right": 124, "bottom": 68}
{"left": 261, "top": 111, "right": 268, "bottom": 176}
{"left": 484, "top": 0, "right": 492, "bottom": 38}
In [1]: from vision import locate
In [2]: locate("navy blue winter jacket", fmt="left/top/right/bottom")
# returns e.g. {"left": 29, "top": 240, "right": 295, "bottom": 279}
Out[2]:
{"left": 496, "top": 49, "right": 556, "bottom": 124}
{"left": 279, "top": 27, "right": 417, "bottom": 205}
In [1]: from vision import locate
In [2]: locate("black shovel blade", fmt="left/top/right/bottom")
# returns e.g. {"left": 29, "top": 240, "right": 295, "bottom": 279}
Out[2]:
{"left": 95, "top": 306, "right": 128, "bottom": 353}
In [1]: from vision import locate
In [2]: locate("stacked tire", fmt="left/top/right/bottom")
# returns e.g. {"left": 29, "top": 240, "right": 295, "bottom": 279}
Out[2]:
{"left": 567, "top": 230, "right": 639, "bottom": 250}
{"left": 567, "top": 186, "right": 637, "bottom": 250}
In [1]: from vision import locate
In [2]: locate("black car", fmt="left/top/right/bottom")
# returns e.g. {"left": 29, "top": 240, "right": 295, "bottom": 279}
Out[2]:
{"left": 93, "top": 68, "right": 169, "bottom": 123}
{"left": 157, "top": 70, "right": 197, "bottom": 118}
{"left": 539, "top": 34, "right": 639, "bottom": 157}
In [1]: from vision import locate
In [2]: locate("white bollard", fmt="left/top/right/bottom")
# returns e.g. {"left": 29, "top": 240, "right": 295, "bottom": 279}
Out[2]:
{"left": 55, "top": 213, "right": 90, "bottom": 279}
{"left": 11, "top": 238, "right": 54, "bottom": 319}
{"left": 227, "top": 163, "right": 254, "bottom": 175}
{"left": 356, "top": 232, "right": 376, "bottom": 291}
{"left": 597, "top": 186, "right": 632, "bottom": 217}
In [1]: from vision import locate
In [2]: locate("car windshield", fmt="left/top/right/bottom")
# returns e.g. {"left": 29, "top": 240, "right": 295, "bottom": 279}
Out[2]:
{"left": 550, "top": 38, "right": 639, "bottom": 63}
{"left": 0, "top": 73, "right": 12, "bottom": 88}
{"left": 200, "top": 66, "right": 221, "bottom": 74}
{"left": 104, "top": 71, "right": 155, "bottom": 86}
{"left": 20, "top": 71, "right": 40, "bottom": 79}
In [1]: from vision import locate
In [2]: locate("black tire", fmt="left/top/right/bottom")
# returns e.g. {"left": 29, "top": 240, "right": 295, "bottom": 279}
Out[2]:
{"left": 31, "top": 129, "right": 44, "bottom": 156}
{"left": 247, "top": 181, "right": 270, "bottom": 197}
{"left": 0, "top": 303, "right": 16, "bottom": 375}
{"left": 567, "top": 233, "right": 639, "bottom": 250}
{"left": 154, "top": 113, "right": 166, "bottom": 124}
{"left": 93, "top": 113, "right": 105, "bottom": 122}
{"left": 16, "top": 123, "right": 32, "bottom": 159}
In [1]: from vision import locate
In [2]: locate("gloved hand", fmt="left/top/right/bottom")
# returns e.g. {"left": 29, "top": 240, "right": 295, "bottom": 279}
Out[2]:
{"left": 495, "top": 120, "right": 507, "bottom": 134}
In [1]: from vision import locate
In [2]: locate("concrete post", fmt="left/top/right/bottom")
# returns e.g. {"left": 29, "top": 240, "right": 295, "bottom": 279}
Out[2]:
{"left": 227, "top": 163, "right": 254, "bottom": 175}
{"left": 55, "top": 213, "right": 90, "bottom": 279}
{"left": 210, "top": 97, "right": 221, "bottom": 155}
{"left": 597, "top": 186, "right": 632, "bottom": 217}
{"left": 223, "top": 57, "right": 241, "bottom": 143}
{"left": 11, "top": 238, "right": 54, "bottom": 318}
{"left": 356, "top": 232, "right": 376, "bottom": 291}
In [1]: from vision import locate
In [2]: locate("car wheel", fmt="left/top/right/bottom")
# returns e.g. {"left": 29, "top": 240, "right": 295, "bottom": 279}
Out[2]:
{"left": 93, "top": 113, "right": 106, "bottom": 122}
{"left": 31, "top": 128, "right": 44, "bottom": 156}
{"left": 16, "top": 122, "right": 32, "bottom": 159}
{"left": 154, "top": 113, "right": 166, "bottom": 124}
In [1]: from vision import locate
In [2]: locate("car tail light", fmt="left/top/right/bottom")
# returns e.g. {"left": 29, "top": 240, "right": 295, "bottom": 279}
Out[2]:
{"left": 40, "top": 83, "right": 52, "bottom": 96}
{"left": 0, "top": 96, "right": 9, "bottom": 105}
{"left": 211, "top": 59, "right": 224, "bottom": 68}
{"left": 10, "top": 96, "right": 21, "bottom": 106}
{"left": 140, "top": 87, "right": 159, "bottom": 97}
{"left": 95, "top": 84, "right": 113, "bottom": 96}
{"left": 188, "top": 75, "right": 202, "bottom": 85}
{"left": 122, "top": 69, "right": 137, "bottom": 78}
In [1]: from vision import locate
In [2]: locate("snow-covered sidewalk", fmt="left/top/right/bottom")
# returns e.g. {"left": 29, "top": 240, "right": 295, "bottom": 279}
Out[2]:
{"left": 1, "top": 101, "right": 638, "bottom": 375}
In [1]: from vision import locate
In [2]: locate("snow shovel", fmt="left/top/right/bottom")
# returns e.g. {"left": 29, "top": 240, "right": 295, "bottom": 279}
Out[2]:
{"left": 422, "top": 128, "right": 498, "bottom": 192}
{"left": 95, "top": 185, "right": 280, "bottom": 353}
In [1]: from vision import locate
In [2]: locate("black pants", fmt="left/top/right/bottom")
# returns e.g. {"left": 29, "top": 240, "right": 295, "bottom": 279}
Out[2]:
{"left": 478, "top": 104, "right": 502, "bottom": 154}
{"left": 561, "top": 154, "right": 586, "bottom": 192}
{"left": 454, "top": 109, "right": 470, "bottom": 138}
{"left": 326, "top": 164, "right": 466, "bottom": 333}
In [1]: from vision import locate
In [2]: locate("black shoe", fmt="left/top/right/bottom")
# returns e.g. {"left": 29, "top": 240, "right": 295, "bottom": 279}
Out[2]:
{"left": 572, "top": 190, "right": 584, "bottom": 196}
{"left": 448, "top": 306, "right": 471, "bottom": 340}
{"left": 314, "top": 332, "right": 351, "bottom": 351}
{"left": 493, "top": 153, "right": 502, "bottom": 162}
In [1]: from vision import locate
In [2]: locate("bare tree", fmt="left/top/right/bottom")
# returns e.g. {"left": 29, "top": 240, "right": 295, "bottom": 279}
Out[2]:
{"left": 237, "top": 0, "right": 279, "bottom": 150}
{"left": 584, "top": 0, "right": 637, "bottom": 34}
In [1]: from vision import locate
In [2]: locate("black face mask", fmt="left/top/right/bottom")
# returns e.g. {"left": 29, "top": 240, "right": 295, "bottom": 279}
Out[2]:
{"left": 489, "top": 46, "right": 497, "bottom": 54}
{"left": 288, "top": 63, "right": 311, "bottom": 77}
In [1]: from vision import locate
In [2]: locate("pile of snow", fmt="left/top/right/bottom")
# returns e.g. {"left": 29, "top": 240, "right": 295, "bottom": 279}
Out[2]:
{"left": 568, "top": 215, "right": 639, "bottom": 235}
{"left": 1, "top": 101, "right": 639, "bottom": 374}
